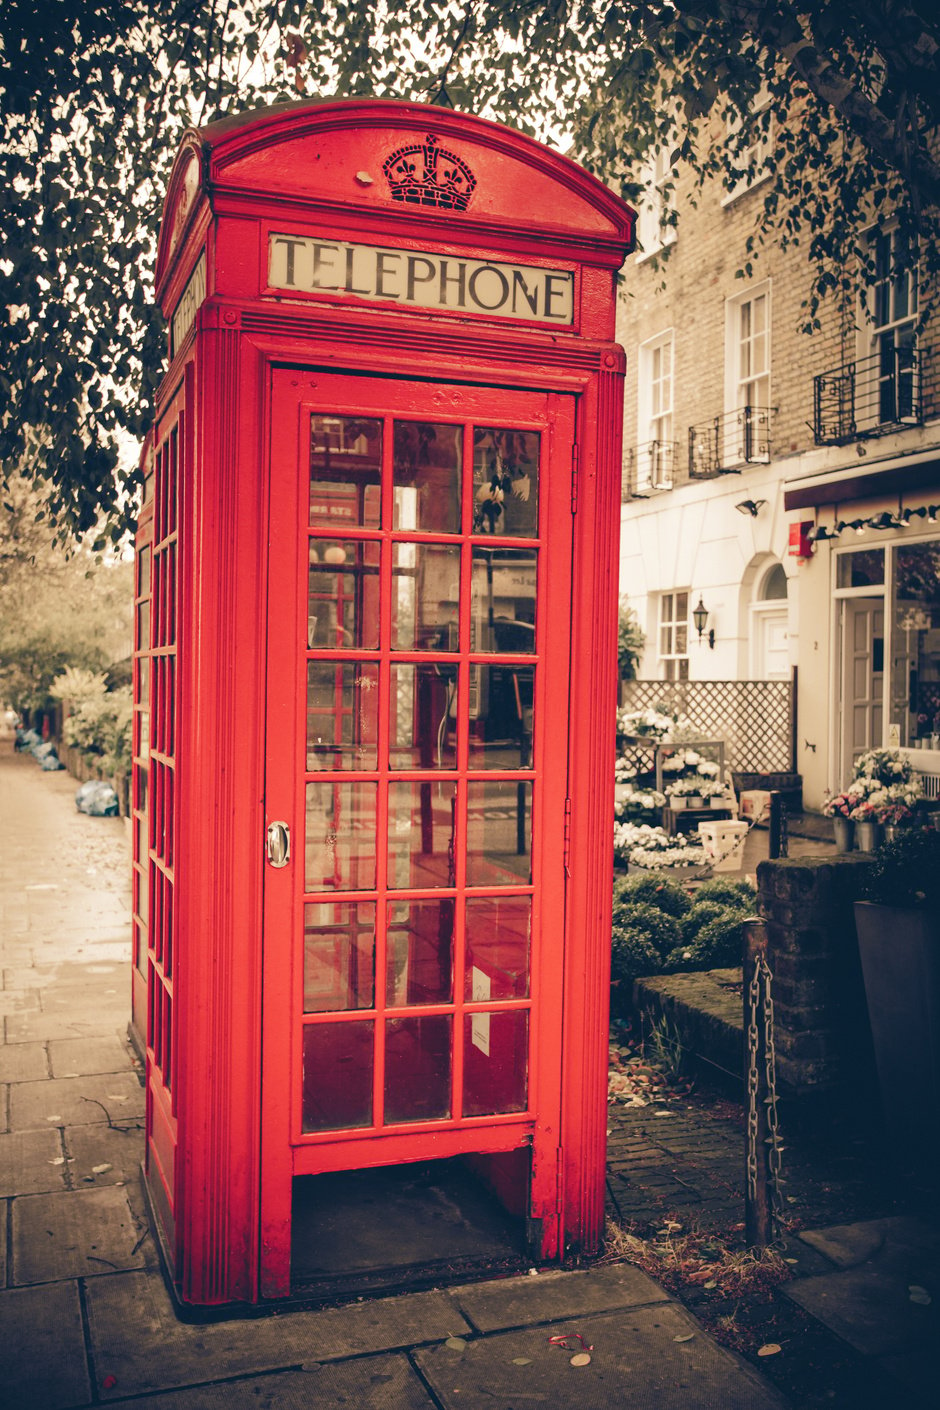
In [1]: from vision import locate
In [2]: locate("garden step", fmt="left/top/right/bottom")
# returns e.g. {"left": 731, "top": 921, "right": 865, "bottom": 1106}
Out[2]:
{"left": 632, "top": 967, "right": 743, "bottom": 1080}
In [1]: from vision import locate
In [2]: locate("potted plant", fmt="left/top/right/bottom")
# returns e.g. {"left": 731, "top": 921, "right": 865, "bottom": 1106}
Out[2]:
{"left": 822, "top": 789, "right": 855, "bottom": 851}
{"left": 849, "top": 799, "right": 881, "bottom": 852}
{"left": 854, "top": 828, "right": 940, "bottom": 1168}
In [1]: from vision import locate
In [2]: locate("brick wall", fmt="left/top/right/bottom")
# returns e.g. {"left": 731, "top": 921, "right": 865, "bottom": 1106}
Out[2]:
{"left": 757, "top": 854, "right": 876, "bottom": 1096}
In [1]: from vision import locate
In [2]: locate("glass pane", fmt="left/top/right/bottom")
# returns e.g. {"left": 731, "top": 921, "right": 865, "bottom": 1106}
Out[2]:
{"left": 302, "top": 1021, "right": 374, "bottom": 1131}
{"left": 304, "top": 901, "right": 375, "bottom": 1012}
{"left": 836, "top": 549, "right": 885, "bottom": 589}
{"left": 310, "top": 415, "right": 382, "bottom": 529}
{"left": 390, "top": 663, "right": 457, "bottom": 769}
{"left": 473, "top": 428, "right": 539, "bottom": 537}
{"left": 467, "top": 781, "right": 532, "bottom": 886}
{"left": 465, "top": 896, "right": 531, "bottom": 1000}
{"left": 388, "top": 780, "right": 457, "bottom": 889}
{"left": 386, "top": 899, "right": 454, "bottom": 1007}
{"left": 463, "top": 1010, "right": 528, "bottom": 1116}
{"left": 305, "top": 781, "right": 377, "bottom": 892}
{"left": 138, "top": 710, "right": 150, "bottom": 762}
{"left": 384, "top": 1015, "right": 451, "bottom": 1124}
{"left": 391, "top": 542, "right": 460, "bottom": 651}
{"left": 307, "top": 662, "right": 379, "bottom": 771}
{"left": 471, "top": 549, "right": 537, "bottom": 653}
{"left": 137, "top": 544, "right": 151, "bottom": 597}
{"left": 892, "top": 542, "right": 940, "bottom": 746}
{"left": 137, "top": 653, "right": 150, "bottom": 703}
{"left": 137, "top": 601, "right": 150, "bottom": 652}
{"left": 393, "top": 421, "right": 462, "bottom": 533}
{"left": 468, "top": 665, "right": 534, "bottom": 769}
{"left": 308, "top": 539, "right": 380, "bottom": 649}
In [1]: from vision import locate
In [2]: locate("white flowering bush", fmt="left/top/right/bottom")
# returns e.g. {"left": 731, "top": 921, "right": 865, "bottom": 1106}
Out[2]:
{"left": 614, "top": 754, "right": 638, "bottom": 783}
{"left": 853, "top": 749, "right": 916, "bottom": 785}
{"left": 615, "top": 785, "right": 666, "bottom": 823}
{"left": 617, "top": 706, "right": 692, "bottom": 741}
{"left": 613, "top": 821, "right": 705, "bottom": 869}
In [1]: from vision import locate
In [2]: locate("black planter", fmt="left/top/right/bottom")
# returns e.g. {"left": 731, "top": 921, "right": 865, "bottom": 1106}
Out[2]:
{"left": 853, "top": 901, "right": 940, "bottom": 1169}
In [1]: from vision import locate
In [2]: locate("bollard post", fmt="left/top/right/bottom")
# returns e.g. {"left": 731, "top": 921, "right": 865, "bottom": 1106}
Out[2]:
{"left": 743, "top": 920, "right": 772, "bottom": 1248}
{"left": 768, "top": 789, "right": 788, "bottom": 859}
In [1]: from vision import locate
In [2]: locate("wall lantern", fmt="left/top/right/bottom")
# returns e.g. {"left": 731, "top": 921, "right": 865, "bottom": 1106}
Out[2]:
{"left": 735, "top": 498, "right": 766, "bottom": 518}
{"left": 692, "top": 596, "right": 715, "bottom": 649}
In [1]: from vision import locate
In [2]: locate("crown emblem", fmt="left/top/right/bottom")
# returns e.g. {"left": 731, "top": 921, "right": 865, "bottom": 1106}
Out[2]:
{"left": 382, "top": 134, "right": 476, "bottom": 211}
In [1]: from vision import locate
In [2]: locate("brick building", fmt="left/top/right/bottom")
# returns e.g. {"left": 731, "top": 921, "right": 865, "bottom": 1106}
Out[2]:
{"left": 617, "top": 102, "right": 940, "bottom": 811}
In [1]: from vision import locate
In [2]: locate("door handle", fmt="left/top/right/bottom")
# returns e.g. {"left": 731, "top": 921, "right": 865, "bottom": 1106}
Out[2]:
{"left": 266, "top": 821, "right": 290, "bottom": 868}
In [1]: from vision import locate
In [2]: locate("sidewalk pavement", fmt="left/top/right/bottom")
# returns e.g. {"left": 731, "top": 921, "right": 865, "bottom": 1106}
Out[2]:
{"left": 1, "top": 739, "right": 936, "bottom": 1409}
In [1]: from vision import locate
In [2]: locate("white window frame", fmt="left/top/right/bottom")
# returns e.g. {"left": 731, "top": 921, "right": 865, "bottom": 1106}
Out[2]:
{"left": 659, "top": 589, "right": 690, "bottom": 680}
{"left": 722, "top": 83, "right": 773, "bottom": 206}
{"left": 855, "top": 226, "right": 919, "bottom": 432}
{"left": 724, "top": 281, "right": 771, "bottom": 464}
{"left": 636, "top": 146, "right": 678, "bottom": 261}
{"left": 636, "top": 331, "right": 675, "bottom": 490}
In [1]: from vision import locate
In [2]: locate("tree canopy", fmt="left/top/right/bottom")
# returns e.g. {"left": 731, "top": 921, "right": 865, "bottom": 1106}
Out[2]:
{"left": 2, "top": 1, "right": 938, "bottom": 544}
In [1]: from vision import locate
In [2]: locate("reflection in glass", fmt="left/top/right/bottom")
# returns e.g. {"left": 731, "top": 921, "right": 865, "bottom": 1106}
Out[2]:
{"left": 386, "top": 899, "right": 454, "bottom": 1007}
{"left": 836, "top": 548, "right": 885, "bottom": 590}
{"left": 310, "top": 415, "right": 382, "bottom": 528}
{"left": 137, "top": 544, "right": 151, "bottom": 598}
{"left": 138, "top": 710, "right": 150, "bottom": 763}
{"left": 471, "top": 549, "right": 536, "bottom": 653}
{"left": 137, "top": 600, "right": 150, "bottom": 653}
{"left": 891, "top": 541, "right": 940, "bottom": 746}
{"left": 304, "top": 901, "right": 375, "bottom": 1012}
{"left": 307, "top": 662, "right": 379, "bottom": 770}
{"left": 390, "top": 663, "right": 457, "bottom": 770}
{"left": 391, "top": 542, "right": 460, "bottom": 651}
{"left": 467, "top": 781, "right": 532, "bottom": 886}
{"left": 137, "top": 654, "right": 150, "bottom": 705}
{"left": 467, "top": 665, "right": 534, "bottom": 769}
{"left": 308, "top": 539, "right": 380, "bottom": 649}
{"left": 385, "top": 1015, "right": 451, "bottom": 1124}
{"left": 465, "top": 896, "right": 530, "bottom": 1000}
{"left": 463, "top": 1010, "right": 528, "bottom": 1116}
{"left": 393, "top": 421, "right": 462, "bottom": 533}
{"left": 302, "top": 1020, "right": 374, "bottom": 1131}
{"left": 305, "top": 781, "right": 377, "bottom": 892}
{"left": 473, "top": 427, "right": 539, "bottom": 537}
{"left": 388, "top": 781, "right": 457, "bottom": 889}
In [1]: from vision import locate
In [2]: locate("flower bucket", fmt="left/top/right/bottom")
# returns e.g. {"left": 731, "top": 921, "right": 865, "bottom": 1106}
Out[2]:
{"left": 832, "top": 817, "right": 854, "bottom": 852}
{"left": 855, "top": 820, "right": 882, "bottom": 852}
{"left": 686, "top": 795, "right": 704, "bottom": 809}
{"left": 709, "top": 796, "right": 726, "bottom": 809}
{"left": 670, "top": 796, "right": 687, "bottom": 811}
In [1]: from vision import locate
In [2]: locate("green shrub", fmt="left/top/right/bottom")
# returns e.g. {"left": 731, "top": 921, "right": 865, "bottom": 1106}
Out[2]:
{"left": 63, "top": 687, "right": 133, "bottom": 775}
{"left": 679, "top": 899, "right": 729, "bottom": 946}
{"left": 861, "top": 828, "right": 940, "bottom": 909}
{"left": 613, "top": 901, "right": 682, "bottom": 957}
{"left": 613, "top": 873, "right": 692, "bottom": 920}
{"left": 674, "top": 912, "right": 748, "bottom": 971}
{"left": 610, "top": 929, "right": 663, "bottom": 1017}
{"left": 692, "top": 877, "right": 757, "bottom": 910}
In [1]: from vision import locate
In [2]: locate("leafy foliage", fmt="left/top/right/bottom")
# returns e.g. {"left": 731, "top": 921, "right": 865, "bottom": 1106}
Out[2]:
{"left": 613, "top": 871, "right": 692, "bottom": 918}
{"left": 3, "top": 3, "right": 938, "bottom": 538}
{"left": 860, "top": 827, "right": 940, "bottom": 908}
{"left": 618, "top": 597, "right": 646, "bottom": 681}
{"left": 63, "top": 686, "right": 134, "bottom": 776}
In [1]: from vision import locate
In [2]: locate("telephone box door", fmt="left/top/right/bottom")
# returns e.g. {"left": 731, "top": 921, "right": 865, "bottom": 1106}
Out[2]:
{"left": 261, "top": 369, "right": 576, "bottom": 1294}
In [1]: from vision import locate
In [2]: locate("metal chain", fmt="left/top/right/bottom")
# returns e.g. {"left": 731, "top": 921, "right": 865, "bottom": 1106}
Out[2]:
{"left": 745, "top": 951, "right": 785, "bottom": 1232}
{"left": 745, "top": 963, "right": 762, "bottom": 1201}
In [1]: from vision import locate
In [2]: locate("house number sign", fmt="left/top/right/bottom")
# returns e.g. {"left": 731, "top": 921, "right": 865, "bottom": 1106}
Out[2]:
{"left": 268, "top": 233, "right": 574, "bottom": 325}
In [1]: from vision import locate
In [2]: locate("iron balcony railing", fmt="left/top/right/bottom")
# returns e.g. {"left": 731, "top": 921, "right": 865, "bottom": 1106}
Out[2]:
{"left": 621, "top": 440, "right": 681, "bottom": 500}
{"left": 813, "top": 347, "right": 923, "bottom": 445}
{"left": 687, "top": 405, "right": 772, "bottom": 478}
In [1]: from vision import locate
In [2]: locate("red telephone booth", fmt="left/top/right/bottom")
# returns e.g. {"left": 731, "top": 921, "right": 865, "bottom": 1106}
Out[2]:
{"left": 132, "top": 99, "right": 634, "bottom": 1309}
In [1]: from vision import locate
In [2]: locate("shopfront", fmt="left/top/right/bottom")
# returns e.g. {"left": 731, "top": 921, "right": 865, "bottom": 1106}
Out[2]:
{"left": 132, "top": 99, "right": 634, "bottom": 1308}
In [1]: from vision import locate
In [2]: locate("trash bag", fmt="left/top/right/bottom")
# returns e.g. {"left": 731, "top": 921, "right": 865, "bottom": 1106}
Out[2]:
{"left": 75, "top": 779, "right": 119, "bottom": 816}
{"left": 32, "top": 740, "right": 57, "bottom": 761}
{"left": 15, "top": 728, "right": 40, "bottom": 751}
{"left": 41, "top": 753, "right": 64, "bottom": 771}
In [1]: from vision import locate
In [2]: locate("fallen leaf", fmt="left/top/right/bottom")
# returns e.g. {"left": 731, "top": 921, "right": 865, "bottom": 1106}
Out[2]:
{"left": 512, "top": 1357, "right": 533, "bottom": 1366}
{"left": 48, "top": 1157, "right": 65, "bottom": 1166}
{"left": 570, "top": 1353, "right": 592, "bottom": 1366}
{"left": 445, "top": 1337, "right": 468, "bottom": 1351}
{"left": 46, "top": 1115, "right": 63, "bottom": 1123}
{"left": 703, "top": 1281, "right": 717, "bottom": 1289}
{"left": 92, "top": 1164, "right": 113, "bottom": 1174}
{"left": 909, "top": 1286, "right": 932, "bottom": 1305}
{"left": 757, "top": 1344, "right": 782, "bottom": 1357}
{"left": 673, "top": 1334, "right": 695, "bottom": 1344}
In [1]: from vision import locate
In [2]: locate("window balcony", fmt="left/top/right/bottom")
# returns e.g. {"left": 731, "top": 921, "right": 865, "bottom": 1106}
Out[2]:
{"left": 687, "top": 406, "right": 772, "bottom": 478}
{"left": 813, "top": 347, "right": 923, "bottom": 445}
{"left": 621, "top": 440, "right": 680, "bottom": 500}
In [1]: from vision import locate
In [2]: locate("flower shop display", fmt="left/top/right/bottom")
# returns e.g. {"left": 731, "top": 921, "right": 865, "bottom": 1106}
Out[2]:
{"left": 823, "top": 750, "right": 922, "bottom": 849}
{"left": 617, "top": 706, "right": 691, "bottom": 741}
{"left": 615, "top": 785, "right": 667, "bottom": 825}
{"left": 613, "top": 821, "right": 706, "bottom": 870}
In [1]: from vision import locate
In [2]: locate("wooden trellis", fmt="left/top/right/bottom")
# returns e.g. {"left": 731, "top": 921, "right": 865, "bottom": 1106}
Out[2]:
{"left": 620, "top": 678, "right": 795, "bottom": 774}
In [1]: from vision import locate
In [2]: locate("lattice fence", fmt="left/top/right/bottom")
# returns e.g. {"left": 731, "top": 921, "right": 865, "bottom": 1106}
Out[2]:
{"left": 620, "top": 679, "right": 794, "bottom": 774}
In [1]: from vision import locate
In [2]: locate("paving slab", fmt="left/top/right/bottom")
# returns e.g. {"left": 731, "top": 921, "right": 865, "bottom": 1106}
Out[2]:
{"left": 415, "top": 1304, "right": 789, "bottom": 1409}
{"left": 785, "top": 1261, "right": 940, "bottom": 1358}
{"left": 0, "top": 1280, "right": 92, "bottom": 1410}
{"left": 0, "top": 1127, "right": 67, "bottom": 1196}
{"left": 4, "top": 1009, "right": 129, "bottom": 1043}
{"left": 798, "top": 1216, "right": 940, "bottom": 1269}
{"left": 0, "top": 1041, "right": 48, "bottom": 1083}
{"left": 49, "top": 1034, "right": 135, "bottom": 1078}
{"left": 10, "top": 1070, "right": 144, "bottom": 1131}
{"left": 448, "top": 1262, "right": 669, "bottom": 1333}
{"left": 103, "top": 1356, "right": 434, "bottom": 1409}
{"left": 64, "top": 1121, "right": 144, "bottom": 1187}
{"left": 12, "top": 1184, "right": 149, "bottom": 1284}
{"left": 0, "top": 988, "right": 42, "bottom": 1017}
{"left": 86, "top": 1271, "right": 472, "bottom": 1397}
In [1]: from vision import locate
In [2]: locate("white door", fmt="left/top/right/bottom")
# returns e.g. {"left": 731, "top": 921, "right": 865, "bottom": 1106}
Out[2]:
{"left": 751, "top": 606, "right": 789, "bottom": 679}
{"left": 840, "top": 597, "right": 884, "bottom": 783}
